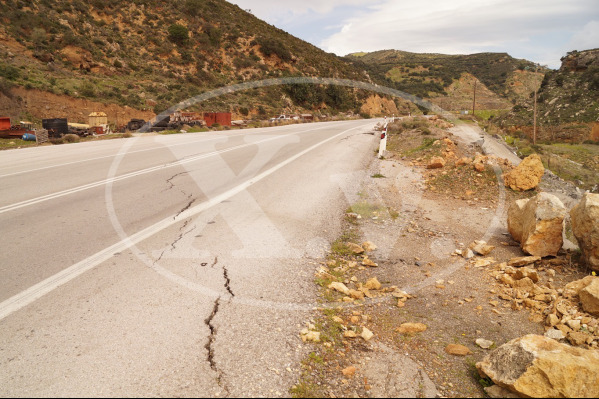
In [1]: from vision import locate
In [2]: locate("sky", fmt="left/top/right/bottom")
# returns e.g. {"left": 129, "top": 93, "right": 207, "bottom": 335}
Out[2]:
{"left": 227, "top": 0, "right": 599, "bottom": 69}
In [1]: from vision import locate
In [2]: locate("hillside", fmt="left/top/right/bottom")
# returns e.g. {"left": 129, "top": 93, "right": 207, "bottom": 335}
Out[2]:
{"left": 0, "top": 0, "right": 396, "bottom": 126}
{"left": 498, "top": 48, "right": 599, "bottom": 142}
{"left": 345, "top": 50, "right": 545, "bottom": 112}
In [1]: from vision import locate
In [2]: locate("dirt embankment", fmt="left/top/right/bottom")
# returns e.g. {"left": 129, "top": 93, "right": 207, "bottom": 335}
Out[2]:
{"left": 0, "top": 86, "right": 155, "bottom": 126}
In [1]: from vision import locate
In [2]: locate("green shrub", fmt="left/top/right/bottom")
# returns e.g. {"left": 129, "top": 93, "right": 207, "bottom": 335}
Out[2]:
{"left": 0, "top": 64, "right": 20, "bottom": 80}
{"left": 78, "top": 81, "right": 96, "bottom": 97}
{"left": 63, "top": 134, "right": 80, "bottom": 143}
{"left": 167, "top": 24, "right": 189, "bottom": 45}
{"left": 257, "top": 38, "right": 292, "bottom": 61}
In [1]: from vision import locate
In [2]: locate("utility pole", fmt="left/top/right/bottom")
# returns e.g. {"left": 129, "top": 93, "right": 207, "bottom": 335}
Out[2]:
{"left": 533, "top": 65, "right": 539, "bottom": 145}
{"left": 472, "top": 79, "right": 477, "bottom": 117}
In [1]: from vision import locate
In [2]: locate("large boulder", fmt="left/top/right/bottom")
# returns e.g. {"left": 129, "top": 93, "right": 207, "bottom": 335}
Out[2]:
{"left": 570, "top": 193, "right": 599, "bottom": 271}
{"left": 507, "top": 198, "right": 530, "bottom": 243}
{"left": 503, "top": 154, "right": 545, "bottom": 191}
{"left": 579, "top": 278, "right": 599, "bottom": 316}
{"left": 509, "top": 193, "right": 567, "bottom": 257}
{"left": 476, "top": 334, "right": 599, "bottom": 398}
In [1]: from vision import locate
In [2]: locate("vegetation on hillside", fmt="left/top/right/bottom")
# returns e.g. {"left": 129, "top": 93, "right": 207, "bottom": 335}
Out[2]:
{"left": 344, "top": 50, "right": 542, "bottom": 103}
{"left": 0, "top": 0, "right": 374, "bottom": 118}
{"left": 495, "top": 49, "right": 599, "bottom": 145}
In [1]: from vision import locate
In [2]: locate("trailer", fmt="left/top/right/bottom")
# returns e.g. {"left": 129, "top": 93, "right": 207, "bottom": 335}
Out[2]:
{"left": 42, "top": 118, "right": 69, "bottom": 138}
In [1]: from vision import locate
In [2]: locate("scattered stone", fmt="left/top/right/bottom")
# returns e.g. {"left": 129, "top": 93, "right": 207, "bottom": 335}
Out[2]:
{"left": 474, "top": 258, "right": 495, "bottom": 268}
{"left": 328, "top": 282, "right": 350, "bottom": 296}
{"left": 344, "top": 330, "right": 357, "bottom": 338}
{"left": 513, "top": 267, "right": 539, "bottom": 283}
{"left": 456, "top": 157, "right": 471, "bottom": 166}
{"left": 364, "top": 277, "right": 382, "bottom": 291}
{"left": 567, "top": 331, "right": 592, "bottom": 346}
{"left": 567, "top": 319, "right": 582, "bottom": 331}
{"left": 342, "top": 366, "right": 356, "bottom": 378}
{"left": 347, "top": 242, "right": 365, "bottom": 254}
{"left": 570, "top": 193, "right": 599, "bottom": 271}
{"left": 476, "top": 334, "right": 599, "bottom": 398}
{"left": 460, "top": 248, "right": 475, "bottom": 259}
{"left": 396, "top": 323, "right": 427, "bottom": 334}
{"left": 544, "top": 328, "right": 565, "bottom": 340}
{"left": 546, "top": 314, "right": 560, "bottom": 327}
{"left": 507, "top": 256, "right": 541, "bottom": 267}
{"left": 362, "top": 257, "right": 378, "bottom": 267}
{"left": 361, "top": 327, "right": 374, "bottom": 341}
{"left": 427, "top": 157, "right": 446, "bottom": 169}
{"left": 502, "top": 154, "right": 545, "bottom": 191}
{"left": 362, "top": 241, "right": 377, "bottom": 252}
{"left": 391, "top": 289, "right": 411, "bottom": 300}
{"left": 332, "top": 316, "right": 344, "bottom": 324}
{"left": 349, "top": 289, "right": 365, "bottom": 300}
{"left": 470, "top": 240, "right": 495, "bottom": 256}
{"left": 564, "top": 276, "right": 595, "bottom": 298}
{"left": 445, "top": 344, "right": 472, "bottom": 356}
{"left": 579, "top": 278, "right": 599, "bottom": 316}
{"left": 359, "top": 286, "right": 374, "bottom": 298}
{"left": 474, "top": 162, "right": 486, "bottom": 172}
{"left": 300, "top": 329, "right": 321, "bottom": 343}
{"left": 475, "top": 338, "right": 494, "bottom": 349}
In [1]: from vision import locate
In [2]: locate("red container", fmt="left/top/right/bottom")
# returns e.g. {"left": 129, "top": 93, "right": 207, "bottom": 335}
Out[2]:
{"left": 204, "top": 112, "right": 231, "bottom": 127}
{"left": 90, "top": 126, "right": 104, "bottom": 135}
{"left": 0, "top": 117, "right": 11, "bottom": 130}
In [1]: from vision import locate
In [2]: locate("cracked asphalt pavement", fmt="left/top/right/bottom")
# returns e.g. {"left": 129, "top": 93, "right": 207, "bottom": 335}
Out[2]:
{"left": 0, "top": 119, "right": 379, "bottom": 397}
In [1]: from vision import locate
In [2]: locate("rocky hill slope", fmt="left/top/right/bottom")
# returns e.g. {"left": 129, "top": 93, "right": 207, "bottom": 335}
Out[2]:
{"left": 498, "top": 49, "right": 599, "bottom": 143}
{"left": 345, "top": 50, "right": 545, "bottom": 112}
{"left": 0, "top": 0, "right": 388, "bottom": 125}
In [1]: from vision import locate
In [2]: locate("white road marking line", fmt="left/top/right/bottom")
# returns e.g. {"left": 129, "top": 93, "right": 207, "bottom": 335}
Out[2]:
{"left": 0, "top": 122, "right": 320, "bottom": 179}
{"left": 0, "top": 124, "right": 339, "bottom": 215}
{"left": 0, "top": 122, "right": 373, "bottom": 321}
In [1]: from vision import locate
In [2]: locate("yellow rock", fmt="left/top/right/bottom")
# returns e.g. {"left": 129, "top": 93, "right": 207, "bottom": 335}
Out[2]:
{"left": 396, "top": 323, "right": 427, "bottom": 334}
{"left": 445, "top": 344, "right": 471, "bottom": 356}
{"left": 361, "top": 327, "right": 374, "bottom": 341}
{"left": 502, "top": 154, "right": 545, "bottom": 191}
{"left": 477, "top": 334, "right": 599, "bottom": 398}
{"left": 362, "top": 256, "right": 378, "bottom": 267}
{"left": 364, "top": 277, "right": 382, "bottom": 291}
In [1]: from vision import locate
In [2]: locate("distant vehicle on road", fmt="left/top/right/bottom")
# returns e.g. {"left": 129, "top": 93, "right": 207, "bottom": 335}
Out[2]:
{"left": 269, "top": 114, "right": 292, "bottom": 123}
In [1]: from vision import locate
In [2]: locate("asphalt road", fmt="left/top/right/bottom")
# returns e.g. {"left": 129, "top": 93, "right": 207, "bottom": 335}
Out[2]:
{"left": 0, "top": 119, "right": 380, "bottom": 397}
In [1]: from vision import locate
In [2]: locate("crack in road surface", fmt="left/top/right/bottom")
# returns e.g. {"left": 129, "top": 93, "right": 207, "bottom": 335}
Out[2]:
{"left": 204, "top": 297, "right": 230, "bottom": 395}
{"left": 223, "top": 265, "right": 234, "bottom": 297}
{"left": 174, "top": 197, "right": 196, "bottom": 220}
{"left": 205, "top": 297, "right": 220, "bottom": 372}
{"left": 164, "top": 171, "right": 189, "bottom": 191}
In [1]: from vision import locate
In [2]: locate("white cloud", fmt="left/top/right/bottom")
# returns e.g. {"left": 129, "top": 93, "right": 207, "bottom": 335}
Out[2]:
{"left": 226, "top": 0, "right": 599, "bottom": 68}
{"left": 568, "top": 20, "right": 599, "bottom": 51}
{"left": 227, "top": 0, "right": 378, "bottom": 23}
{"left": 318, "top": 0, "right": 598, "bottom": 67}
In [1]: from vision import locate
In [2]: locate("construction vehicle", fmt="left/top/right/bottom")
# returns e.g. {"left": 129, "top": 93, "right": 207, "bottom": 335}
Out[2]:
{"left": 0, "top": 117, "right": 36, "bottom": 139}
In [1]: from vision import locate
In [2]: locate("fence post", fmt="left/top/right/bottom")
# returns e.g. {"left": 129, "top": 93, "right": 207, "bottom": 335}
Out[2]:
{"left": 379, "top": 118, "right": 388, "bottom": 159}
